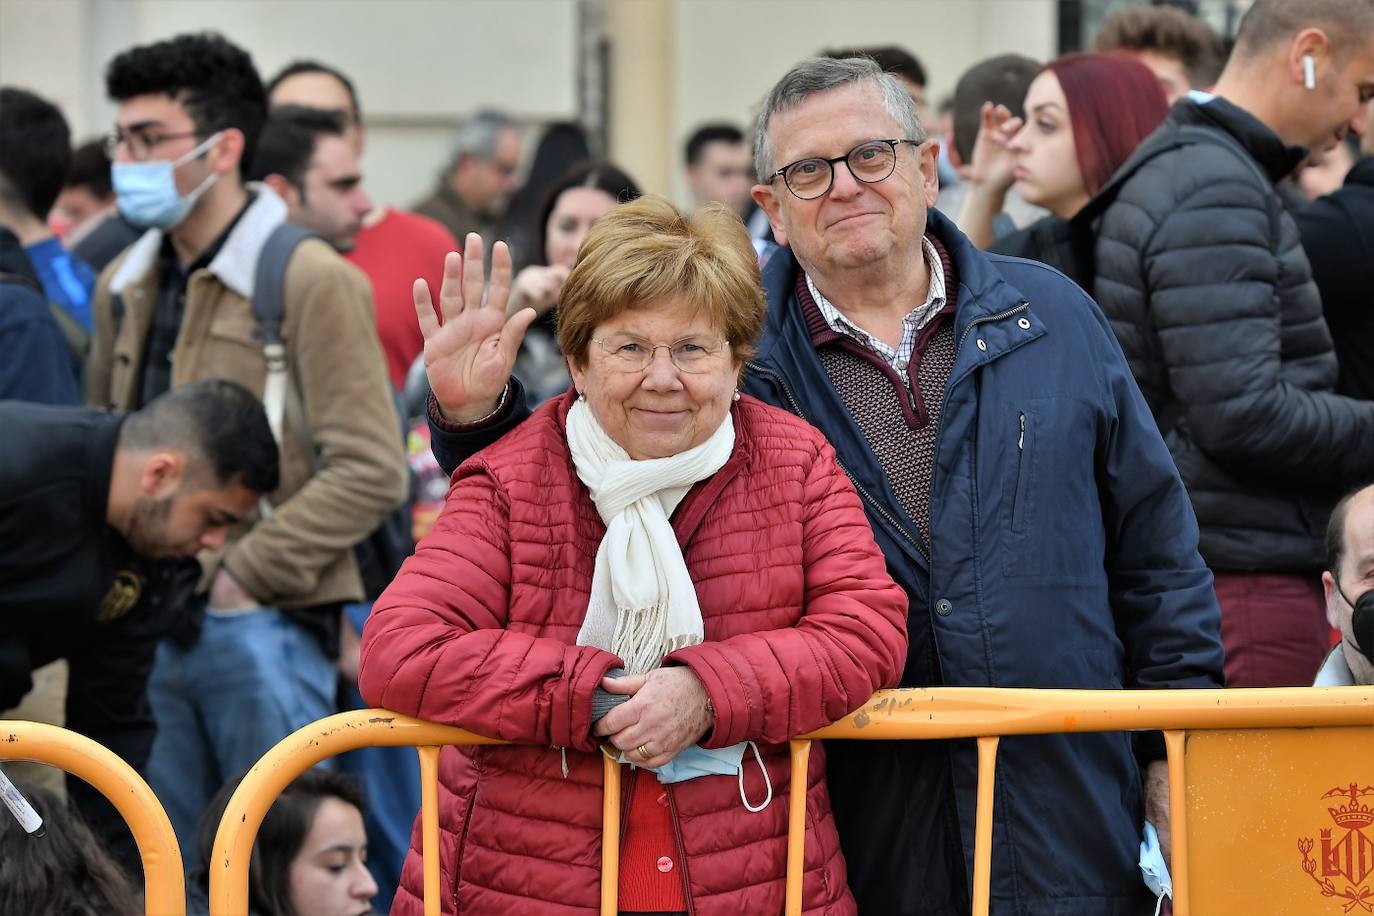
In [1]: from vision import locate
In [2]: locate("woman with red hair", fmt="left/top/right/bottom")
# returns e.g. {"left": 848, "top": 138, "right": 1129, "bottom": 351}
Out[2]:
{"left": 957, "top": 53, "right": 1169, "bottom": 260}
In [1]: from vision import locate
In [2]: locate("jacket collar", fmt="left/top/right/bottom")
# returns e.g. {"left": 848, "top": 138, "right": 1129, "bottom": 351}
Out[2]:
{"left": 109, "top": 183, "right": 288, "bottom": 299}
{"left": 1170, "top": 97, "right": 1307, "bottom": 183}
{"left": 0, "top": 226, "right": 40, "bottom": 285}
{"left": 1346, "top": 156, "right": 1374, "bottom": 188}
{"left": 83, "top": 412, "right": 126, "bottom": 527}
{"left": 1313, "top": 646, "right": 1358, "bottom": 686}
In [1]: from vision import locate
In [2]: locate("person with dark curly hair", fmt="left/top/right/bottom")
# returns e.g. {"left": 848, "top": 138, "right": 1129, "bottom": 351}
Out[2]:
{"left": 89, "top": 30, "right": 408, "bottom": 863}
{"left": 0, "top": 780, "right": 141, "bottom": 916}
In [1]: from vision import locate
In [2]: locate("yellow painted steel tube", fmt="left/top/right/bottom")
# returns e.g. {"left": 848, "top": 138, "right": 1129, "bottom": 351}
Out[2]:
{"left": 801, "top": 686, "right": 1373, "bottom": 741}
{"left": 1164, "top": 729, "right": 1188, "bottom": 916}
{"left": 972, "top": 735, "right": 1000, "bottom": 916}
{"left": 0, "top": 719, "right": 185, "bottom": 916}
{"left": 418, "top": 746, "right": 442, "bottom": 916}
{"left": 784, "top": 739, "right": 813, "bottom": 916}
{"left": 210, "top": 710, "right": 505, "bottom": 914}
{"left": 601, "top": 753, "right": 621, "bottom": 916}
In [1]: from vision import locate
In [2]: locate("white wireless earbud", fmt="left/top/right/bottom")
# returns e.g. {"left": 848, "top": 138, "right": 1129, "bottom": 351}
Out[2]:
{"left": 1303, "top": 54, "right": 1317, "bottom": 90}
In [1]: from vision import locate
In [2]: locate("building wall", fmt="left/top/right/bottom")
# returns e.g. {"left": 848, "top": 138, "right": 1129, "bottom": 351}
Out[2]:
{"left": 2, "top": 0, "right": 1055, "bottom": 212}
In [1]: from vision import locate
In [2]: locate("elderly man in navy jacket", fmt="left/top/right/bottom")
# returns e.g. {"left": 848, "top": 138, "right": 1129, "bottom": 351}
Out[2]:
{"left": 416, "top": 56, "right": 1222, "bottom": 916}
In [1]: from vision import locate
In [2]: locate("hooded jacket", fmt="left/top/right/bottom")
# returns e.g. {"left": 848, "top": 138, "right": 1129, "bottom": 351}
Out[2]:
{"left": 1092, "top": 98, "right": 1374, "bottom": 573}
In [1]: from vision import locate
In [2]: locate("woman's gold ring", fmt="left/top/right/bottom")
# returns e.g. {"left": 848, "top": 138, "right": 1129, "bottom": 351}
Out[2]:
{"left": 636, "top": 743, "right": 651, "bottom": 760}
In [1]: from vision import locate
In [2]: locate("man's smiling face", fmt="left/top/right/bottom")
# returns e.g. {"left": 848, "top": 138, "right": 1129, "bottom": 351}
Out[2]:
{"left": 753, "top": 81, "right": 938, "bottom": 277}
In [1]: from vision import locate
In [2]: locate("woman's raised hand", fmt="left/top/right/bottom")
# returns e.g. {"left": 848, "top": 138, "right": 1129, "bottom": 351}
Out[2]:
{"left": 967, "top": 101, "right": 1024, "bottom": 192}
{"left": 414, "top": 233, "right": 538, "bottom": 422}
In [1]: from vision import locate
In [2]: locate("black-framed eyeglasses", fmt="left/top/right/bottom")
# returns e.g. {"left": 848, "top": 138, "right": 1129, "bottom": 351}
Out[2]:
{"left": 769, "top": 138, "right": 921, "bottom": 200}
{"left": 592, "top": 335, "right": 730, "bottom": 374}
{"left": 102, "top": 127, "right": 201, "bottom": 161}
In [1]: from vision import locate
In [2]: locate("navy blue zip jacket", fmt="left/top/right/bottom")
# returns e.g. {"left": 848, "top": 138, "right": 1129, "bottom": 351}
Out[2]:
{"left": 427, "top": 209, "right": 1225, "bottom": 915}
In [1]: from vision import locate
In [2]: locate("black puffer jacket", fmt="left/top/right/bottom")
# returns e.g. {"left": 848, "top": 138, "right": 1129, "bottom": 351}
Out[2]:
{"left": 1093, "top": 98, "right": 1374, "bottom": 573}
{"left": 1293, "top": 156, "right": 1374, "bottom": 401}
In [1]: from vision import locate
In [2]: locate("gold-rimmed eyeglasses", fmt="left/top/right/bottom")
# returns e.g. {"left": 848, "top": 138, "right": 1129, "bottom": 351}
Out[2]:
{"left": 592, "top": 335, "right": 730, "bottom": 374}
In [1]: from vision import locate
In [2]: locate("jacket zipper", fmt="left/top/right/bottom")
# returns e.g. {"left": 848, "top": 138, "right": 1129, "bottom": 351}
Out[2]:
{"left": 664, "top": 784, "right": 698, "bottom": 915}
{"left": 748, "top": 361, "right": 928, "bottom": 560}
{"left": 1012, "top": 412, "right": 1028, "bottom": 532}
{"left": 955, "top": 300, "right": 1030, "bottom": 352}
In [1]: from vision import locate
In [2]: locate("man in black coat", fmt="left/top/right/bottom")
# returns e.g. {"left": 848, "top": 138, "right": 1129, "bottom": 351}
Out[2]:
{"left": 1293, "top": 130, "right": 1374, "bottom": 401}
{"left": 1093, "top": 0, "right": 1374, "bottom": 688}
{"left": 0, "top": 378, "right": 276, "bottom": 869}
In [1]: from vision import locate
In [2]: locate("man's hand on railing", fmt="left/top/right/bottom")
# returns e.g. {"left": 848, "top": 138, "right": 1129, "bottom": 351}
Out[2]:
{"left": 1144, "top": 759, "right": 1171, "bottom": 866}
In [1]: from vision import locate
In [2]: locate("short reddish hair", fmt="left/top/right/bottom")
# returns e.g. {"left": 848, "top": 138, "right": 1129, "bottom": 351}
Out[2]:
{"left": 1046, "top": 53, "right": 1169, "bottom": 196}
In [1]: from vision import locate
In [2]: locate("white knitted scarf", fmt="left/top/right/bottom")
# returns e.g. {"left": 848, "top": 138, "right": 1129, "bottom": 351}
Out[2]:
{"left": 566, "top": 397, "right": 735, "bottom": 674}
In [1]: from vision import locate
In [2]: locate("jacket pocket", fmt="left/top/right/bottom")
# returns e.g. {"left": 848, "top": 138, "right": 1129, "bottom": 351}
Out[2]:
{"left": 451, "top": 749, "right": 483, "bottom": 912}
{"left": 1011, "top": 411, "right": 1031, "bottom": 534}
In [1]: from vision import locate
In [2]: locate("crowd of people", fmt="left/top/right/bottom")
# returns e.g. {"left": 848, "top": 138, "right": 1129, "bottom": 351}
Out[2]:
{"left": 1, "top": 0, "right": 1372, "bottom": 914}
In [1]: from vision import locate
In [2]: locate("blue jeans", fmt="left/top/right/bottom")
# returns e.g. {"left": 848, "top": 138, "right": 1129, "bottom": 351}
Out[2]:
{"left": 146, "top": 607, "right": 337, "bottom": 858}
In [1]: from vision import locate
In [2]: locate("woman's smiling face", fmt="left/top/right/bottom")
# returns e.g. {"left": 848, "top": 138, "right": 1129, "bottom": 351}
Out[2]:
{"left": 568, "top": 296, "right": 739, "bottom": 460}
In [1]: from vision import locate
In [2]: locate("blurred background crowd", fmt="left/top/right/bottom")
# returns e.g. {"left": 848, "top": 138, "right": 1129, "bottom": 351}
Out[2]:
{"left": 4, "top": 0, "right": 1373, "bottom": 914}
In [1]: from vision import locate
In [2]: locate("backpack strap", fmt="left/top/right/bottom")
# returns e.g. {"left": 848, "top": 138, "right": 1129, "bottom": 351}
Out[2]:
{"left": 250, "top": 222, "right": 316, "bottom": 517}
{"left": 251, "top": 223, "right": 314, "bottom": 451}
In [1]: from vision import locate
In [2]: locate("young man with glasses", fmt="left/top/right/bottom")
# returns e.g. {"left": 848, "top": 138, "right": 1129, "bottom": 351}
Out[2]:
{"left": 416, "top": 56, "right": 1224, "bottom": 915}
{"left": 85, "top": 30, "right": 408, "bottom": 859}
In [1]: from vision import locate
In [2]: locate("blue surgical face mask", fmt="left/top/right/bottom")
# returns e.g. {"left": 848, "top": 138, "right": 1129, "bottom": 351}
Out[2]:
{"left": 1140, "top": 820, "right": 1173, "bottom": 916}
{"left": 111, "top": 132, "right": 222, "bottom": 229}
{"left": 616, "top": 740, "right": 773, "bottom": 813}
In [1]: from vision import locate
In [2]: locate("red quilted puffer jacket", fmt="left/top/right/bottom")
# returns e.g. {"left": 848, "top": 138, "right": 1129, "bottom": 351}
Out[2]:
{"left": 358, "top": 392, "right": 908, "bottom": 915}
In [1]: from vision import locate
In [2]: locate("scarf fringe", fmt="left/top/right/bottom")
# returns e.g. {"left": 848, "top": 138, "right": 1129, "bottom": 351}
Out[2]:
{"left": 611, "top": 604, "right": 700, "bottom": 675}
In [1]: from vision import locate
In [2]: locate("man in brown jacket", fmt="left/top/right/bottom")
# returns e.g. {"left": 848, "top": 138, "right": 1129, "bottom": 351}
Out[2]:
{"left": 88, "top": 31, "right": 407, "bottom": 855}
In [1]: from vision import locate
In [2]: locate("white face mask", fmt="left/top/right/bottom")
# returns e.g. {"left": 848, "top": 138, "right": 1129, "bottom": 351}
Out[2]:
{"left": 111, "top": 132, "right": 223, "bottom": 229}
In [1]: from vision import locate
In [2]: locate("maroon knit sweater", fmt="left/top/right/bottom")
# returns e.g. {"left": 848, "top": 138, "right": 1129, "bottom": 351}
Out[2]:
{"left": 797, "top": 235, "right": 959, "bottom": 543}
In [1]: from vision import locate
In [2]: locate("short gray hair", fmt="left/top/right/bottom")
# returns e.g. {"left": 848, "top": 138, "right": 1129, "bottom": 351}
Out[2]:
{"left": 753, "top": 56, "right": 927, "bottom": 181}
{"left": 449, "top": 109, "right": 517, "bottom": 169}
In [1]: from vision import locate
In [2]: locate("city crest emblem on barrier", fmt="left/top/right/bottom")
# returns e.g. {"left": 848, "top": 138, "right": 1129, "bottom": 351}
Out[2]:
{"left": 1299, "top": 784, "right": 1374, "bottom": 912}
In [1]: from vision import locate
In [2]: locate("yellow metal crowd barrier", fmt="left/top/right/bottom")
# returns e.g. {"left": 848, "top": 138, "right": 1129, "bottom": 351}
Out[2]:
{"left": 209, "top": 687, "right": 1373, "bottom": 916}
{"left": 0, "top": 719, "right": 185, "bottom": 916}
{"left": 790, "top": 686, "right": 1374, "bottom": 916}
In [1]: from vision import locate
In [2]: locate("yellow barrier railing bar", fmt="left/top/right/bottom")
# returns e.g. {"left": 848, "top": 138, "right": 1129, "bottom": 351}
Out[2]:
{"left": 0, "top": 719, "right": 184, "bottom": 916}
{"left": 417, "top": 745, "right": 442, "bottom": 916}
{"left": 972, "top": 735, "right": 1000, "bottom": 915}
{"left": 1163, "top": 729, "right": 1188, "bottom": 916}
{"left": 211, "top": 712, "right": 510, "bottom": 915}
{"left": 783, "top": 685, "right": 1373, "bottom": 916}
{"left": 210, "top": 687, "right": 1370, "bottom": 916}
{"left": 601, "top": 753, "right": 621, "bottom": 914}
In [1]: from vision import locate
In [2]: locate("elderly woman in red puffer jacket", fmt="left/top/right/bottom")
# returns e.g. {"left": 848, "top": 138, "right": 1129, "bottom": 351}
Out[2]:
{"left": 358, "top": 195, "right": 907, "bottom": 916}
